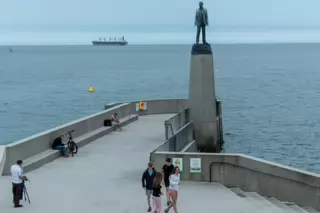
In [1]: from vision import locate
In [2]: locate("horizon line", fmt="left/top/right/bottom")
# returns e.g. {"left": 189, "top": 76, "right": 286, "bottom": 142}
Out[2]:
{"left": 2, "top": 41, "right": 320, "bottom": 47}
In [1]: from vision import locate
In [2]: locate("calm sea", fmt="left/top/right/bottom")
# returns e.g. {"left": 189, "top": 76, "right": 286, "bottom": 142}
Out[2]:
{"left": 1, "top": 44, "right": 320, "bottom": 173}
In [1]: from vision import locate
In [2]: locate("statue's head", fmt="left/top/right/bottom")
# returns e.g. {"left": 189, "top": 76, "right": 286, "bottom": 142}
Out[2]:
{"left": 199, "top": 1, "right": 203, "bottom": 8}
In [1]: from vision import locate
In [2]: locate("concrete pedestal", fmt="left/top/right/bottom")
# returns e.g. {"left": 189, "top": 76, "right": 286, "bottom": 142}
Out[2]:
{"left": 188, "top": 44, "right": 218, "bottom": 152}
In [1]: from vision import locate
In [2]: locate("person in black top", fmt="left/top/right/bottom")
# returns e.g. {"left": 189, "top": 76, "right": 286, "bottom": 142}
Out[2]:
{"left": 152, "top": 172, "right": 163, "bottom": 213}
{"left": 51, "top": 135, "right": 68, "bottom": 158}
{"left": 142, "top": 162, "right": 157, "bottom": 212}
{"left": 162, "top": 158, "right": 174, "bottom": 206}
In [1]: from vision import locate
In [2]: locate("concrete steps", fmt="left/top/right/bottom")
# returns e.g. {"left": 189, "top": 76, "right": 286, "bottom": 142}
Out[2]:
{"left": 246, "top": 192, "right": 284, "bottom": 213}
{"left": 228, "top": 188, "right": 284, "bottom": 213}
{"left": 266, "top": 197, "right": 294, "bottom": 212}
{"left": 229, "top": 187, "right": 318, "bottom": 213}
{"left": 302, "top": 207, "right": 320, "bottom": 213}
{"left": 283, "top": 202, "right": 310, "bottom": 213}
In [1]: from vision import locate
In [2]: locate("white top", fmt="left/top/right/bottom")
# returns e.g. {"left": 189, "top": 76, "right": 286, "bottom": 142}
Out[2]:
{"left": 11, "top": 165, "right": 23, "bottom": 184}
{"left": 169, "top": 174, "right": 180, "bottom": 191}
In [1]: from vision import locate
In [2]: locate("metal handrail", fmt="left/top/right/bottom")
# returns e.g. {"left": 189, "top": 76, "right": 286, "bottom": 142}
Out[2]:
{"left": 164, "top": 123, "right": 174, "bottom": 138}
{"left": 209, "top": 162, "right": 214, "bottom": 182}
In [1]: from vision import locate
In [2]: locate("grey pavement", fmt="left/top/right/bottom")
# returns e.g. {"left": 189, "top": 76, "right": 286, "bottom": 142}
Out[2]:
{"left": 0, "top": 114, "right": 279, "bottom": 213}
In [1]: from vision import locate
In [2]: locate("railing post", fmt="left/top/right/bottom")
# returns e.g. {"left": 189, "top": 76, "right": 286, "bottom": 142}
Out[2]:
{"left": 170, "top": 124, "right": 174, "bottom": 136}
{"left": 186, "top": 108, "right": 190, "bottom": 123}
{"left": 165, "top": 123, "right": 169, "bottom": 140}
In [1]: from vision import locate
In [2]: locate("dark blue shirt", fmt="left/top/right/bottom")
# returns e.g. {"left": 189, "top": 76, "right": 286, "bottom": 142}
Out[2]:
{"left": 142, "top": 168, "right": 157, "bottom": 190}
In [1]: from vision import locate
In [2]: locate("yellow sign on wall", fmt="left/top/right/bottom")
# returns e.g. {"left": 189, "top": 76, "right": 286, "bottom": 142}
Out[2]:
{"left": 135, "top": 102, "right": 147, "bottom": 111}
{"left": 139, "top": 102, "right": 145, "bottom": 110}
{"left": 172, "top": 158, "right": 183, "bottom": 172}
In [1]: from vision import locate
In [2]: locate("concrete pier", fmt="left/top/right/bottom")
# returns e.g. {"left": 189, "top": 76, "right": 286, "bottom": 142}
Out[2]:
{"left": 0, "top": 99, "right": 320, "bottom": 212}
{"left": 0, "top": 34, "right": 318, "bottom": 211}
{"left": 0, "top": 115, "right": 171, "bottom": 213}
{"left": 0, "top": 115, "right": 253, "bottom": 213}
{"left": 188, "top": 44, "right": 218, "bottom": 152}
{"left": 1, "top": 113, "right": 320, "bottom": 212}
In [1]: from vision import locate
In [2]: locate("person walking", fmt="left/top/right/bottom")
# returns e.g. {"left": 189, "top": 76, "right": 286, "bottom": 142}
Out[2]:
{"left": 162, "top": 158, "right": 174, "bottom": 206}
{"left": 11, "top": 160, "right": 24, "bottom": 208}
{"left": 142, "top": 162, "right": 157, "bottom": 212}
{"left": 152, "top": 172, "right": 163, "bottom": 213}
{"left": 164, "top": 167, "right": 180, "bottom": 213}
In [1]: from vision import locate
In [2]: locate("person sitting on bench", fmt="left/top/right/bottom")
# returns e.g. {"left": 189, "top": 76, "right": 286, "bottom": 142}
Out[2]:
{"left": 111, "top": 113, "right": 122, "bottom": 131}
{"left": 52, "top": 136, "right": 69, "bottom": 158}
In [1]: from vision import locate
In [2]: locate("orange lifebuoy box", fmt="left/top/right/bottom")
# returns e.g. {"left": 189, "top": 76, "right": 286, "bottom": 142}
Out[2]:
{"left": 139, "top": 102, "right": 145, "bottom": 110}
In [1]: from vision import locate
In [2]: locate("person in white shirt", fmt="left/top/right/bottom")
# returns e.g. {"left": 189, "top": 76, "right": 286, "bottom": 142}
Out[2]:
{"left": 164, "top": 166, "right": 180, "bottom": 213}
{"left": 11, "top": 160, "right": 24, "bottom": 208}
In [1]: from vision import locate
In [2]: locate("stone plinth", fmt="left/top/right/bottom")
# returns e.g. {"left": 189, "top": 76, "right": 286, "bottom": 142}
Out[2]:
{"left": 188, "top": 43, "right": 218, "bottom": 152}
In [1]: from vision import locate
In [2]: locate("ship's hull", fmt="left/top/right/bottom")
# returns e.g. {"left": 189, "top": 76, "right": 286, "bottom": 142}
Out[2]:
{"left": 92, "top": 41, "right": 128, "bottom": 46}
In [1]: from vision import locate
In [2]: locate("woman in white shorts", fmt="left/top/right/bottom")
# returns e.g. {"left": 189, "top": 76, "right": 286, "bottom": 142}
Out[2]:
{"left": 164, "top": 166, "right": 180, "bottom": 213}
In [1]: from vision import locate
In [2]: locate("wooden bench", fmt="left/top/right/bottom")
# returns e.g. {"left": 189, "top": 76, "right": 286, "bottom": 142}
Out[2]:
{"left": 22, "top": 114, "right": 138, "bottom": 174}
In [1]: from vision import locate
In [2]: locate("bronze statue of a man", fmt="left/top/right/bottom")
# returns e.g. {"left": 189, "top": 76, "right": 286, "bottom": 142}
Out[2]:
{"left": 194, "top": 2, "right": 208, "bottom": 44}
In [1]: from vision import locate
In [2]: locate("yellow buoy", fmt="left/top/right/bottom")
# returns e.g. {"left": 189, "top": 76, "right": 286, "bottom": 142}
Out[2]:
{"left": 89, "top": 85, "right": 94, "bottom": 92}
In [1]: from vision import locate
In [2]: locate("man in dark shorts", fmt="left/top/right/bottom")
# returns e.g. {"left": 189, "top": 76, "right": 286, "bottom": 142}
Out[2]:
{"left": 142, "top": 162, "right": 157, "bottom": 212}
{"left": 162, "top": 158, "right": 174, "bottom": 206}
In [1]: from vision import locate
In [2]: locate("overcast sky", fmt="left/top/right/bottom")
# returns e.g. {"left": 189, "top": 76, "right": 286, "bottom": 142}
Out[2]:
{"left": 0, "top": 0, "right": 319, "bottom": 27}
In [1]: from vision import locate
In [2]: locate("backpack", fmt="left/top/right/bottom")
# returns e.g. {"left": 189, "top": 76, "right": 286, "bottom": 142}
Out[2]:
{"left": 104, "top": 119, "right": 112, "bottom": 126}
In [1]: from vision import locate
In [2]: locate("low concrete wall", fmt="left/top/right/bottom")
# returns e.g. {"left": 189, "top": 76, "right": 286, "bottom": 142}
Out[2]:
{"left": 164, "top": 108, "right": 190, "bottom": 139}
{"left": 151, "top": 152, "right": 320, "bottom": 211}
{"left": 130, "top": 99, "right": 188, "bottom": 116}
{"left": 3, "top": 99, "right": 188, "bottom": 176}
{"left": 2, "top": 103, "right": 133, "bottom": 175}
{"left": 0, "top": 146, "right": 6, "bottom": 175}
{"left": 105, "top": 99, "right": 188, "bottom": 118}
{"left": 104, "top": 103, "right": 121, "bottom": 109}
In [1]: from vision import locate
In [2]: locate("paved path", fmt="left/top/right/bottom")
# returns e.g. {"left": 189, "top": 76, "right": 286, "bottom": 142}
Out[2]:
{"left": 0, "top": 114, "right": 170, "bottom": 212}
{"left": 0, "top": 114, "right": 263, "bottom": 213}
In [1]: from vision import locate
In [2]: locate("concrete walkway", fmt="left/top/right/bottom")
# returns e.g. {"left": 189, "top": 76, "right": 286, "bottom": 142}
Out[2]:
{"left": 0, "top": 114, "right": 170, "bottom": 213}
{"left": 0, "top": 114, "right": 279, "bottom": 213}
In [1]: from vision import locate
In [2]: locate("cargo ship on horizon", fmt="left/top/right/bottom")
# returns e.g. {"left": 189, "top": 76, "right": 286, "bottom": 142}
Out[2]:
{"left": 92, "top": 36, "right": 128, "bottom": 46}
